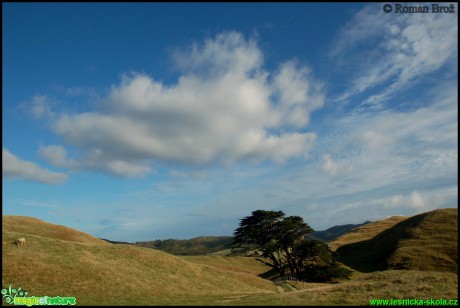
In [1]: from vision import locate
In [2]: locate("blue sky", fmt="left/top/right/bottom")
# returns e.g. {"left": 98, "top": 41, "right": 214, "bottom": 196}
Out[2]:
{"left": 3, "top": 3, "right": 458, "bottom": 241}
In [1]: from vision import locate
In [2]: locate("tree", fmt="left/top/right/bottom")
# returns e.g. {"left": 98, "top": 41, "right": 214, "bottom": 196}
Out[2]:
{"left": 233, "top": 210, "right": 286, "bottom": 274}
{"left": 292, "top": 239, "right": 333, "bottom": 279}
{"left": 233, "top": 210, "right": 313, "bottom": 276}
{"left": 233, "top": 210, "right": 351, "bottom": 282}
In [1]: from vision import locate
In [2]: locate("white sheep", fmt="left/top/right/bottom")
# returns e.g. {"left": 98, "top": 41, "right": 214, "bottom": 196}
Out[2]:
{"left": 16, "top": 238, "right": 26, "bottom": 246}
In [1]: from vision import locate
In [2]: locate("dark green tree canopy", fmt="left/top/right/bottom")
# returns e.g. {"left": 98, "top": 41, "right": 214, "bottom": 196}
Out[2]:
{"left": 233, "top": 210, "right": 351, "bottom": 282}
{"left": 233, "top": 210, "right": 285, "bottom": 246}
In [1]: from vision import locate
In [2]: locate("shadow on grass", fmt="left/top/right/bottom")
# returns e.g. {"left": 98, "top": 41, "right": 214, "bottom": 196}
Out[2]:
{"left": 258, "top": 267, "right": 280, "bottom": 280}
{"left": 335, "top": 214, "right": 425, "bottom": 272}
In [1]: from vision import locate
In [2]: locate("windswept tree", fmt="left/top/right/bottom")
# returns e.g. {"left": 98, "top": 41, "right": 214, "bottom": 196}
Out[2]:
{"left": 233, "top": 210, "right": 286, "bottom": 274}
{"left": 233, "top": 210, "right": 351, "bottom": 282}
{"left": 233, "top": 210, "right": 313, "bottom": 276}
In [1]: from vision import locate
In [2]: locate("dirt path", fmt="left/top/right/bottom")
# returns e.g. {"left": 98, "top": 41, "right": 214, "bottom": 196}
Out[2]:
{"left": 282, "top": 284, "right": 337, "bottom": 294}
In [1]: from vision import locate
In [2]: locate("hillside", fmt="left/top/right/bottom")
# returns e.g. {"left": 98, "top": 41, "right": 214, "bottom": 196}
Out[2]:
{"left": 2, "top": 211, "right": 458, "bottom": 305}
{"left": 328, "top": 215, "right": 408, "bottom": 251}
{"left": 2, "top": 216, "right": 275, "bottom": 305}
{"left": 308, "top": 221, "right": 372, "bottom": 242}
{"left": 135, "top": 236, "right": 234, "bottom": 255}
{"left": 179, "top": 255, "right": 271, "bottom": 276}
{"left": 335, "top": 208, "right": 458, "bottom": 273}
{"left": 2, "top": 216, "right": 109, "bottom": 245}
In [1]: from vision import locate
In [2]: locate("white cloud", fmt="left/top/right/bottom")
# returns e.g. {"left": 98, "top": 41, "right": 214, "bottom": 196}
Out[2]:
{"left": 384, "top": 191, "right": 428, "bottom": 210}
{"left": 322, "top": 154, "right": 340, "bottom": 176}
{"left": 2, "top": 148, "right": 68, "bottom": 185}
{"left": 273, "top": 61, "right": 325, "bottom": 127}
{"left": 322, "top": 154, "right": 354, "bottom": 176}
{"left": 38, "top": 145, "right": 69, "bottom": 167}
{"left": 39, "top": 144, "right": 152, "bottom": 179}
{"left": 170, "top": 170, "right": 209, "bottom": 180}
{"left": 359, "top": 130, "right": 393, "bottom": 151}
{"left": 22, "top": 95, "right": 55, "bottom": 119}
{"left": 333, "top": 4, "right": 458, "bottom": 108}
{"left": 253, "top": 79, "right": 457, "bottom": 229}
{"left": 38, "top": 31, "right": 323, "bottom": 177}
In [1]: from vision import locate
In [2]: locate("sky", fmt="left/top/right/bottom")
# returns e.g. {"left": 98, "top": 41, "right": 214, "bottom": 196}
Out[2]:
{"left": 2, "top": 3, "right": 458, "bottom": 242}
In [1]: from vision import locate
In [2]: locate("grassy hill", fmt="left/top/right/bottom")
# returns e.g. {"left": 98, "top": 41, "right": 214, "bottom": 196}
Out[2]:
{"left": 328, "top": 215, "right": 408, "bottom": 251}
{"left": 179, "top": 255, "right": 271, "bottom": 276}
{"left": 2, "top": 216, "right": 275, "bottom": 305}
{"left": 134, "top": 236, "right": 234, "bottom": 255}
{"left": 2, "top": 216, "right": 109, "bottom": 245}
{"left": 335, "top": 208, "right": 458, "bottom": 273}
{"left": 2, "top": 211, "right": 458, "bottom": 305}
{"left": 208, "top": 270, "right": 458, "bottom": 306}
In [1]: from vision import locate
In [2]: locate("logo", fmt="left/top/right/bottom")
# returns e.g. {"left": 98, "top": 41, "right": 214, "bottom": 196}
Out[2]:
{"left": 383, "top": 3, "right": 456, "bottom": 14}
{"left": 1, "top": 284, "right": 76, "bottom": 306}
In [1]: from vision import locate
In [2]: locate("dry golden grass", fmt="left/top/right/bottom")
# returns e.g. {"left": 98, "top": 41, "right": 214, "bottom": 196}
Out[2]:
{"left": 2, "top": 216, "right": 108, "bottom": 245}
{"left": 143, "top": 270, "right": 458, "bottom": 305}
{"left": 328, "top": 216, "right": 408, "bottom": 251}
{"left": 386, "top": 208, "right": 458, "bottom": 272}
{"left": 2, "top": 211, "right": 458, "bottom": 306}
{"left": 335, "top": 208, "right": 458, "bottom": 273}
{"left": 2, "top": 216, "right": 276, "bottom": 305}
{"left": 179, "top": 255, "right": 271, "bottom": 276}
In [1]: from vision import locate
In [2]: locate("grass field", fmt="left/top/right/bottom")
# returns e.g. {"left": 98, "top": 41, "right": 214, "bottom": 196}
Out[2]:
{"left": 179, "top": 255, "right": 271, "bottom": 276}
{"left": 2, "top": 216, "right": 275, "bottom": 306}
{"left": 335, "top": 208, "right": 458, "bottom": 273}
{"left": 2, "top": 211, "right": 458, "bottom": 305}
{"left": 328, "top": 216, "right": 408, "bottom": 251}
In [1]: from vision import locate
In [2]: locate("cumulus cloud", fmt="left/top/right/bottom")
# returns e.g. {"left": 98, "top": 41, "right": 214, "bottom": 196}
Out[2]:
{"left": 39, "top": 144, "right": 152, "bottom": 178}
{"left": 384, "top": 191, "right": 427, "bottom": 210}
{"left": 2, "top": 148, "right": 68, "bottom": 185}
{"left": 39, "top": 31, "right": 324, "bottom": 178}
{"left": 333, "top": 4, "right": 457, "bottom": 108}
{"left": 273, "top": 61, "right": 325, "bottom": 127}
{"left": 38, "top": 145, "right": 69, "bottom": 167}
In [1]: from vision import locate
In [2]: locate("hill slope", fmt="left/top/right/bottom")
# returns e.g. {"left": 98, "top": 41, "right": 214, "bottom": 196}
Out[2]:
{"left": 335, "top": 208, "right": 458, "bottom": 273}
{"left": 3, "top": 216, "right": 109, "bottom": 245}
{"left": 2, "top": 216, "right": 275, "bottom": 305}
{"left": 328, "top": 215, "right": 408, "bottom": 251}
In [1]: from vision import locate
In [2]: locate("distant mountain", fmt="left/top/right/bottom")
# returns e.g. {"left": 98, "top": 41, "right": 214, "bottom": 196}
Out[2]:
{"left": 307, "top": 221, "right": 372, "bottom": 242}
{"left": 134, "top": 236, "right": 235, "bottom": 255}
{"left": 335, "top": 208, "right": 458, "bottom": 273}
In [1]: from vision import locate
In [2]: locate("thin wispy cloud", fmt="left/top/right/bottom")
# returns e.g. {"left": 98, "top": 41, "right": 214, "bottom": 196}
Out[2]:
{"left": 332, "top": 4, "right": 457, "bottom": 109}
{"left": 19, "top": 95, "right": 55, "bottom": 119}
